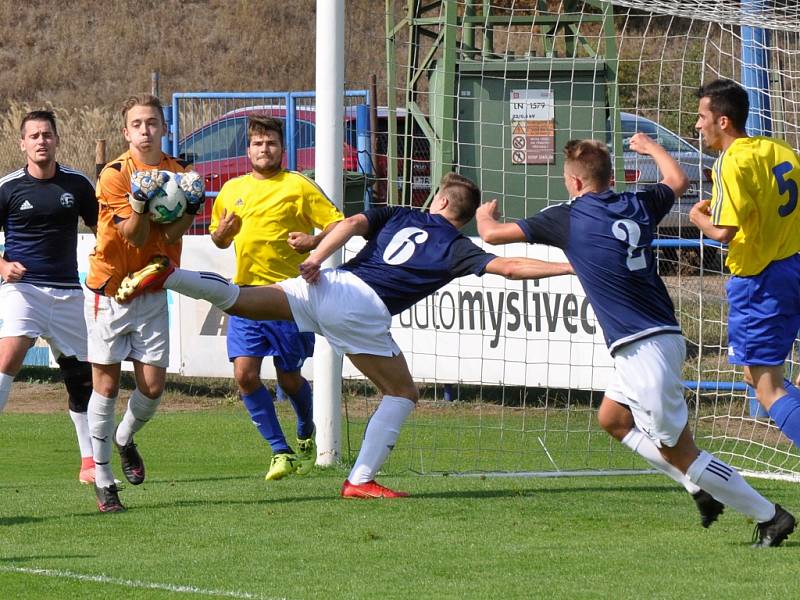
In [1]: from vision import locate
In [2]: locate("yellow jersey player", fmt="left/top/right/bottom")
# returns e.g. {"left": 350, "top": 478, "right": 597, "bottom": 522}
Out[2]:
{"left": 691, "top": 78, "right": 800, "bottom": 458}
{"left": 209, "top": 115, "right": 343, "bottom": 481}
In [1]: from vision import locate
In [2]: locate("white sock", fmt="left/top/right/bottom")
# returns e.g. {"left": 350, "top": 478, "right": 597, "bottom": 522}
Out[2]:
{"left": 348, "top": 395, "right": 415, "bottom": 485}
{"left": 88, "top": 390, "right": 118, "bottom": 488}
{"left": 69, "top": 409, "right": 94, "bottom": 458}
{"left": 164, "top": 268, "right": 240, "bottom": 310}
{"left": 686, "top": 450, "right": 775, "bottom": 522}
{"left": 115, "top": 388, "right": 161, "bottom": 445}
{"left": 0, "top": 372, "right": 15, "bottom": 412}
{"left": 621, "top": 428, "right": 701, "bottom": 494}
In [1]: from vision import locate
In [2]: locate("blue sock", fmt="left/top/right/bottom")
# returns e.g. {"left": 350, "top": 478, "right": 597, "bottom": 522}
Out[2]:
{"left": 288, "top": 379, "right": 314, "bottom": 439}
{"left": 767, "top": 382, "right": 800, "bottom": 447}
{"left": 241, "top": 385, "right": 291, "bottom": 454}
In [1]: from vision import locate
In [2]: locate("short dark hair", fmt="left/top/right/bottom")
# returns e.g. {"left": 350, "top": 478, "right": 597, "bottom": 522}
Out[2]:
{"left": 247, "top": 115, "right": 284, "bottom": 147}
{"left": 439, "top": 172, "right": 481, "bottom": 223}
{"left": 20, "top": 110, "right": 58, "bottom": 137}
{"left": 121, "top": 94, "right": 165, "bottom": 126}
{"left": 697, "top": 78, "right": 750, "bottom": 131}
{"left": 563, "top": 139, "right": 612, "bottom": 187}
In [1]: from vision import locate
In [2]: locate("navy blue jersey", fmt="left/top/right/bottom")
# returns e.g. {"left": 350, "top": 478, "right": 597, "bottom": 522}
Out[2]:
{"left": 0, "top": 164, "right": 97, "bottom": 288}
{"left": 340, "top": 206, "right": 496, "bottom": 314}
{"left": 517, "top": 184, "right": 680, "bottom": 353}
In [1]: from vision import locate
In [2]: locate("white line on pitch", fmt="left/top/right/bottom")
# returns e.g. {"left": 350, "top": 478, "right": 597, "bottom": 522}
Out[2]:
{"left": 0, "top": 566, "right": 283, "bottom": 599}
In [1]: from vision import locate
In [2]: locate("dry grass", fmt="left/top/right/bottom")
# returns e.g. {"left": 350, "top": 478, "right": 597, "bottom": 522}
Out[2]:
{"left": 3, "top": 2, "right": 794, "bottom": 178}
{"left": 0, "top": 0, "right": 391, "bottom": 177}
{"left": 0, "top": 101, "right": 124, "bottom": 180}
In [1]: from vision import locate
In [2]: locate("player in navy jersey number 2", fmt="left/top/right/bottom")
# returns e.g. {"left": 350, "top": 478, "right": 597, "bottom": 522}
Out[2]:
{"left": 477, "top": 135, "right": 794, "bottom": 547}
{"left": 0, "top": 110, "right": 99, "bottom": 484}
{"left": 116, "top": 173, "right": 574, "bottom": 498}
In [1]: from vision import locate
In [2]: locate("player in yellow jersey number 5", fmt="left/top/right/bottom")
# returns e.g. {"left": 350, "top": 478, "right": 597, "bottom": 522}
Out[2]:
{"left": 690, "top": 78, "right": 800, "bottom": 452}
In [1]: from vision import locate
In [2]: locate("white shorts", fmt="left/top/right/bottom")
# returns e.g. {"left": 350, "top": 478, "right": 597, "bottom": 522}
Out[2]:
{"left": 604, "top": 333, "right": 688, "bottom": 447}
{"left": 0, "top": 283, "right": 88, "bottom": 360}
{"left": 84, "top": 290, "right": 170, "bottom": 367}
{"left": 279, "top": 269, "right": 400, "bottom": 357}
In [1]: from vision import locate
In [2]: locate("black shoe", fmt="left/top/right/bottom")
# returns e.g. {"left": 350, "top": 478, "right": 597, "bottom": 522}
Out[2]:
{"left": 692, "top": 490, "right": 725, "bottom": 528}
{"left": 752, "top": 504, "right": 796, "bottom": 548}
{"left": 114, "top": 427, "right": 145, "bottom": 485}
{"left": 94, "top": 483, "right": 126, "bottom": 513}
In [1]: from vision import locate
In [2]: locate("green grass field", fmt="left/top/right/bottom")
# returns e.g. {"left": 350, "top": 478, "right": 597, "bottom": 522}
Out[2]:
{"left": 2, "top": 405, "right": 799, "bottom": 600}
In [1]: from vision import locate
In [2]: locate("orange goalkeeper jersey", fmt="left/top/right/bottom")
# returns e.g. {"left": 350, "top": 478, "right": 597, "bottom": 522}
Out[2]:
{"left": 86, "top": 150, "right": 191, "bottom": 296}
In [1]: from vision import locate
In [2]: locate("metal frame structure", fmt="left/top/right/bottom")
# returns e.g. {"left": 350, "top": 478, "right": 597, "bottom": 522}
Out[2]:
{"left": 385, "top": 0, "right": 624, "bottom": 207}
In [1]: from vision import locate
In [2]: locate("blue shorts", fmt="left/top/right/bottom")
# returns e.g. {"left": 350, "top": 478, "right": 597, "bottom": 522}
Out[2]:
{"left": 726, "top": 253, "right": 800, "bottom": 366}
{"left": 226, "top": 315, "right": 314, "bottom": 372}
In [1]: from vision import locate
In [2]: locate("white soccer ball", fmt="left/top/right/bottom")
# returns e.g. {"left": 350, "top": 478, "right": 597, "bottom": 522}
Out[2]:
{"left": 148, "top": 175, "right": 187, "bottom": 224}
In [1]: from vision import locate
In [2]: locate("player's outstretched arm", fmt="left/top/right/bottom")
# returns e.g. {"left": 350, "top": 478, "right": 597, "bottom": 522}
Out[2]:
{"left": 689, "top": 199, "right": 737, "bottom": 242}
{"left": 485, "top": 256, "right": 574, "bottom": 280}
{"left": 298, "top": 214, "right": 369, "bottom": 283}
{"left": 0, "top": 257, "right": 26, "bottom": 283}
{"left": 628, "top": 132, "right": 689, "bottom": 197}
{"left": 210, "top": 208, "right": 242, "bottom": 249}
{"left": 117, "top": 206, "right": 151, "bottom": 247}
{"left": 161, "top": 211, "right": 196, "bottom": 244}
{"left": 288, "top": 220, "right": 342, "bottom": 254}
{"left": 476, "top": 199, "right": 527, "bottom": 245}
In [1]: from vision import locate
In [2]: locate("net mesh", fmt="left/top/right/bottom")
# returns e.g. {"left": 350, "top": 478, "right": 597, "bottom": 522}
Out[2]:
{"left": 338, "top": 0, "right": 800, "bottom": 479}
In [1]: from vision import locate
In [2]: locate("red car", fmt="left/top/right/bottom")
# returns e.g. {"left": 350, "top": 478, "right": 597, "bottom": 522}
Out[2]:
{"left": 177, "top": 105, "right": 431, "bottom": 233}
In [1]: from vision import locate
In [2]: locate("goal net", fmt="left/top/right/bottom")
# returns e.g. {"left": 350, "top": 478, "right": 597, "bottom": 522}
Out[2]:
{"left": 338, "top": 0, "right": 800, "bottom": 480}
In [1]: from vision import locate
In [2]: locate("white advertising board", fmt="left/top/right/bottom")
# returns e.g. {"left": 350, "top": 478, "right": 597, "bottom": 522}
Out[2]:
{"left": 7, "top": 234, "right": 612, "bottom": 389}
{"left": 175, "top": 236, "right": 613, "bottom": 390}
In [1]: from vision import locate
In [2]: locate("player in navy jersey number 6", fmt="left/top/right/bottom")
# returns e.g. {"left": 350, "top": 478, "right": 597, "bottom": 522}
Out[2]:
{"left": 0, "top": 110, "right": 99, "bottom": 484}
{"left": 476, "top": 135, "right": 794, "bottom": 547}
{"left": 115, "top": 172, "right": 574, "bottom": 499}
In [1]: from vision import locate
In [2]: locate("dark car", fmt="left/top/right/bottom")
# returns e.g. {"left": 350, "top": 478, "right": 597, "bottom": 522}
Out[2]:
{"left": 615, "top": 112, "right": 715, "bottom": 233}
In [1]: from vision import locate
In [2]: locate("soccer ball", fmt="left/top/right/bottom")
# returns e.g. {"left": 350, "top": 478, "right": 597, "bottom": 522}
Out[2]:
{"left": 148, "top": 173, "right": 187, "bottom": 224}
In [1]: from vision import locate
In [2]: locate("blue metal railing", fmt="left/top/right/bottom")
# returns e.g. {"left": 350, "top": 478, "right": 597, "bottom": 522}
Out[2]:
{"left": 651, "top": 238, "right": 725, "bottom": 249}
{"left": 652, "top": 237, "right": 735, "bottom": 392}
{"left": 158, "top": 94, "right": 758, "bottom": 398}
{"left": 169, "top": 90, "right": 369, "bottom": 185}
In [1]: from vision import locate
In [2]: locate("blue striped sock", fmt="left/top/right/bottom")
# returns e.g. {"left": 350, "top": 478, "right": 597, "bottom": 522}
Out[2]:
{"left": 288, "top": 379, "right": 314, "bottom": 439}
{"left": 241, "top": 385, "right": 291, "bottom": 454}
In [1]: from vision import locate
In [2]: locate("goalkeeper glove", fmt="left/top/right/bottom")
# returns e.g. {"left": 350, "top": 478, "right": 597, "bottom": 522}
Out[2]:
{"left": 128, "top": 170, "right": 168, "bottom": 214}
{"left": 178, "top": 171, "right": 206, "bottom": 215}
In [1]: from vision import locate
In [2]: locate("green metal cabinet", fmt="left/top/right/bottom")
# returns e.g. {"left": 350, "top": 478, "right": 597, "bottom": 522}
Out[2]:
{"left": 451, "top": 58, "right": 610, "bottom": 233}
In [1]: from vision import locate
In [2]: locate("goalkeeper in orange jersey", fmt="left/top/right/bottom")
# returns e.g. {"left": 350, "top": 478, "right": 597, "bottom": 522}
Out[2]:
{"left": 84, "top": 94, "right": 204, "bottom": 513}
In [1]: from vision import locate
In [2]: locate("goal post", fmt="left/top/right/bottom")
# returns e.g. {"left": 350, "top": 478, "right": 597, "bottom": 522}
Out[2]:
{"left": 313, "top": 0, "right": 346, "bottom": 467}
{"left": 334, "top": 0, "right": 800, "bottom": 480}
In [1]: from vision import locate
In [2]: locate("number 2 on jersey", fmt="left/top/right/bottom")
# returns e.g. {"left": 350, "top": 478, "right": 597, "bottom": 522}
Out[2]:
{"left": 773, "top": 161, "right": 798, "bottom": 217}
{"left": 612, "top": 219, "right": 647, "bottom": 271}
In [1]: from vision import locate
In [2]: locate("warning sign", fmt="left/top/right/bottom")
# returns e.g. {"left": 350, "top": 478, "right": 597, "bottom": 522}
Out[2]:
{"left": 510, "top": 89, "right": 555, "bottom": 165}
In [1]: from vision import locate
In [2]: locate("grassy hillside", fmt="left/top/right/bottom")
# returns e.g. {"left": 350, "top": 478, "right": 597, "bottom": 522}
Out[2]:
{"left": 0, "top": 0, "right": 387, "bottom": 177}
{"left": 0, "top": 0, "right": 346, "bottom": 109}
{"left": 0, "top": 2, "right": 732, "bottom": 178}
